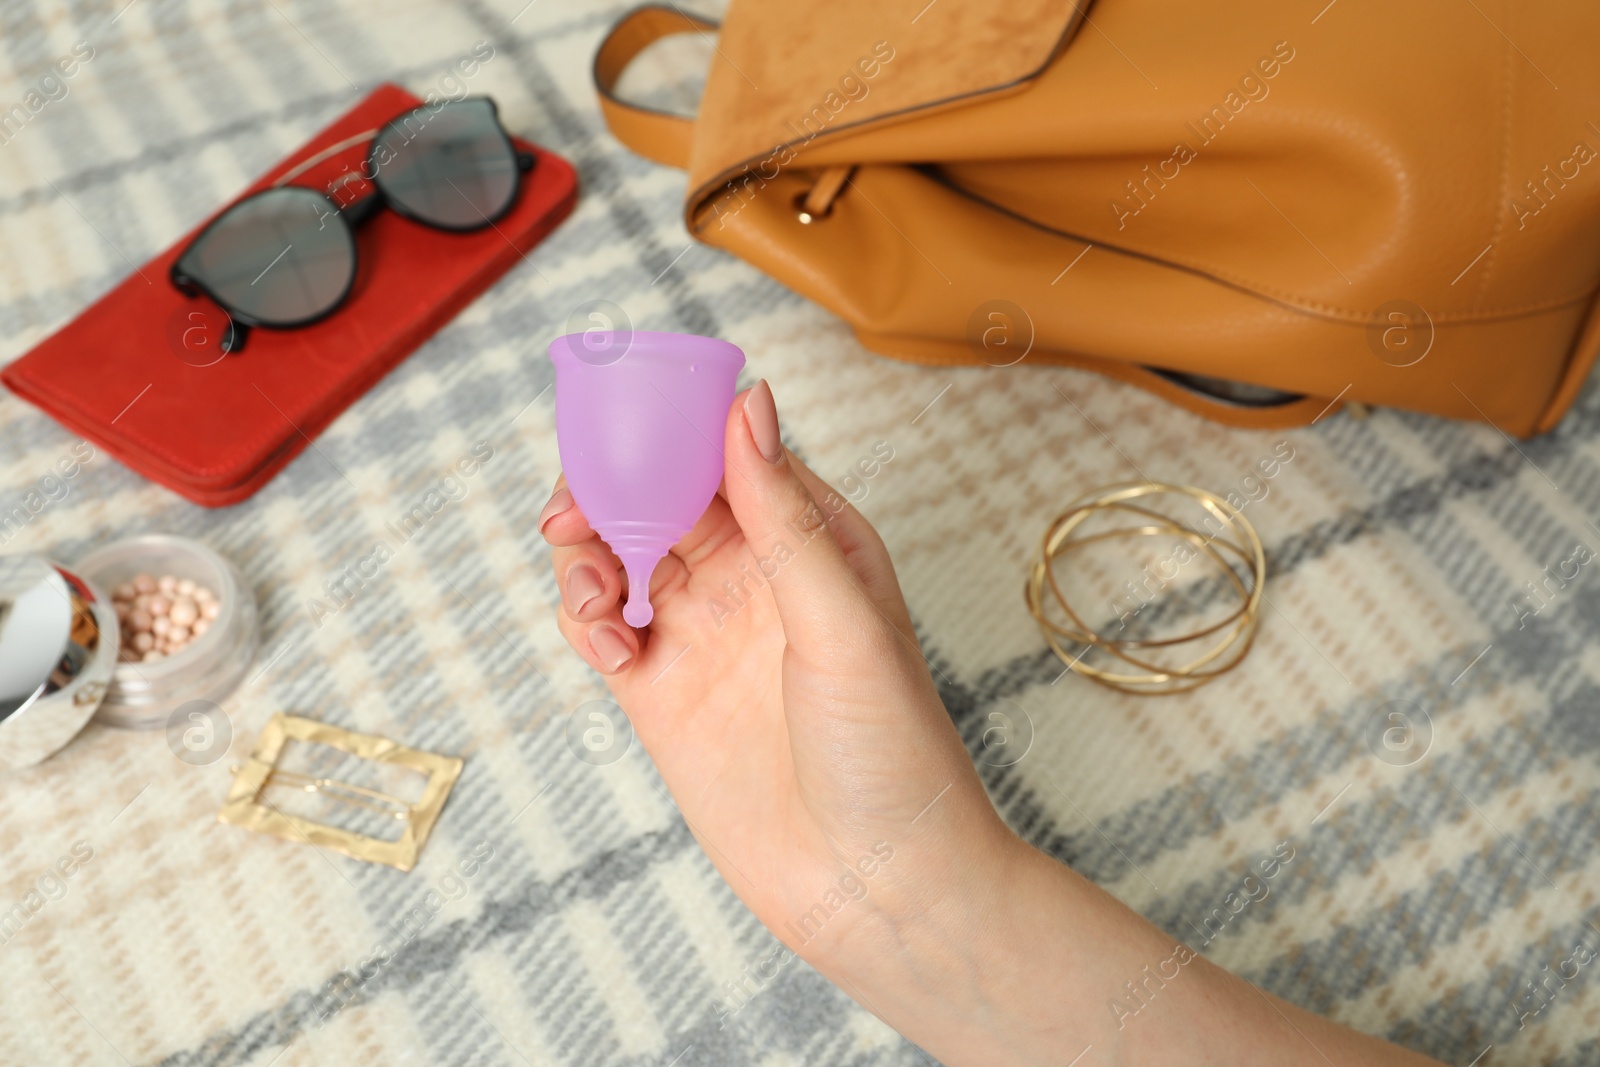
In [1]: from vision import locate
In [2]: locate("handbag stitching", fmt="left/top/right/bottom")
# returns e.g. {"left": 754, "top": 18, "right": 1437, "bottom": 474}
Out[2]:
{"left": 1471, "top": 16, "right": 1518, "bottom": 309}
{"left": 725, "top": 164, "right": 1598, "bottom": 328}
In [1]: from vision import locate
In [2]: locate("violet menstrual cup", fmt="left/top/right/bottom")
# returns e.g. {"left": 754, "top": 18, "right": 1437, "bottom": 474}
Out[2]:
{"left": 548, "top": 330, "right": 745, "bottom": 628}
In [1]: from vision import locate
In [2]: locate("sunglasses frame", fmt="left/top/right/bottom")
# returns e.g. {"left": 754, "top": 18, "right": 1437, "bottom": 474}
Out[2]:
{"left": 170, "top": 97, "right": 535, "bottom": 354}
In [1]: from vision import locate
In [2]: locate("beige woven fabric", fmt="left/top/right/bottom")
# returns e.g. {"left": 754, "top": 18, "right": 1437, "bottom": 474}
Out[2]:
{"left": 0, "top": 2, "right": 1597, "bottom": 1065}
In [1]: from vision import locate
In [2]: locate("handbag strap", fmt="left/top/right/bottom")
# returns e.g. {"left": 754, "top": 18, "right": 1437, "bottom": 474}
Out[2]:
{"left": 593, "top": 5, "right": 717, "bottom": 169}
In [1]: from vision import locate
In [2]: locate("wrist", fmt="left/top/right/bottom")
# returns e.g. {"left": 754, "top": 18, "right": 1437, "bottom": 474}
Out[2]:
{"left": 811, "top": 819, "right": 1091, "bottom": 1063}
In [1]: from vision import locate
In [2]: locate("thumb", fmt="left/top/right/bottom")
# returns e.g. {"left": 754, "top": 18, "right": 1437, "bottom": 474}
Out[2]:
{"left": 722, "top": 380, "right": 883, "bottom": 661}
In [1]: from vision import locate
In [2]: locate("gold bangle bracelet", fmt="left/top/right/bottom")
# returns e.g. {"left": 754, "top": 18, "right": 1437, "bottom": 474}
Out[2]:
{"left": 1025, "top": 482, "right": 1265, "bottom": 695}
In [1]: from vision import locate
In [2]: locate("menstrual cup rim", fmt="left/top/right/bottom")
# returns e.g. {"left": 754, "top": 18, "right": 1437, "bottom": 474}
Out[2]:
{"left": 547, "top": 330, "right": 745, "bottom": 368}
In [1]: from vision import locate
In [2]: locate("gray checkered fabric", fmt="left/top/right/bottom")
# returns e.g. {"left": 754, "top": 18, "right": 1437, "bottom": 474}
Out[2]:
{"left": 1, "top": 2, "right": 1597, "bottom": 1065}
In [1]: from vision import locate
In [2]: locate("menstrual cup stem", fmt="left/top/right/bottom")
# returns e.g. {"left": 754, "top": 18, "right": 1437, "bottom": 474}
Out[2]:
{"left": 616, "top": 547, "right": 666, "bottom": 628}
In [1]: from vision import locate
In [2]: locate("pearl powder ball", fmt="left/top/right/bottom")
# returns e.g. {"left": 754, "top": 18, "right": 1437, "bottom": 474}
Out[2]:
{"left": 112, "top": 573, "right": 222, "bottom": 662}
{"left": 169, "top": 598, "right": 198, "bottom": 627}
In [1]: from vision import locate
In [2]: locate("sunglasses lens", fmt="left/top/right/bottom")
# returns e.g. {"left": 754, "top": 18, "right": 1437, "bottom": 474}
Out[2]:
{"left": 370, "top": 99, "right": 518, "bottom": 229}
{"left": 178, "top": 187, "right": 354, "bottom": 325}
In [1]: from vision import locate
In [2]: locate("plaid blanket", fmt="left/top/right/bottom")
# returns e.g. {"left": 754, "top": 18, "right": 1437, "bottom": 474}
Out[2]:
{"left": 0, "top": 1, "right": 1596, "bottom": 1064}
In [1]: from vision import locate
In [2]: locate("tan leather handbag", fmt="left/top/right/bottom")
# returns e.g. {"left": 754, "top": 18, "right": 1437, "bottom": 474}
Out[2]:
{"left": 594, "top": 2, "right": 1600, "bottom": 435}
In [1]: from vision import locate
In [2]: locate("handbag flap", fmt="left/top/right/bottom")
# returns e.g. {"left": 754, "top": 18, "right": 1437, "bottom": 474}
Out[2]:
{"left": 685, "top": 0, "right": 1088, "bottom": 204}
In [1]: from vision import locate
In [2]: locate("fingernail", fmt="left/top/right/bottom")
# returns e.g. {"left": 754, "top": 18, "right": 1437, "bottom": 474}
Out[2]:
{"left": 564, "top": 564, "right": 604, "bottom": 615}
{"left": 744, "top": 379, "right": 783, "bottom": 464}
{"left": 538, "top": 487, "right": 573, "bottom": 532}
{"left": 590, "top": 624, "right": 634, "bottom": 672}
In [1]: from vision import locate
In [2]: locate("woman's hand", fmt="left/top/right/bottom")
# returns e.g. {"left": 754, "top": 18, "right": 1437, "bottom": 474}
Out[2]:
{"left": 540, "top": 380, "right": 1444, "bottom": 1067}
{"left": 540, "top": 380, "right": 1016, "bottom": 969}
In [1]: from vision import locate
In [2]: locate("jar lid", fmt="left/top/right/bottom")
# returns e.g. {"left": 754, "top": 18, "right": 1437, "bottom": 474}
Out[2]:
{"left": 0, "top": 555, "right": 119, "bottom": 771}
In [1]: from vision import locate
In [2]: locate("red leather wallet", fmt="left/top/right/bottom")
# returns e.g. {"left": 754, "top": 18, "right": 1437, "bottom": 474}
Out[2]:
{"left": 3, "top": 83, "right": 577, "bottom": 507}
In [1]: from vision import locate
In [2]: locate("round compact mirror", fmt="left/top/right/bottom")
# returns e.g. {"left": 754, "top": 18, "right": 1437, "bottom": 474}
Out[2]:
{"left": 0, "top": 555, "right": 119, "bottom": 772}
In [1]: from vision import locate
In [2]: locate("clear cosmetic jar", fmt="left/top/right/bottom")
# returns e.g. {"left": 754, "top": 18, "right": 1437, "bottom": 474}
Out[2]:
{"left": 73, "top": 534, "right": 258, "bottom": 729}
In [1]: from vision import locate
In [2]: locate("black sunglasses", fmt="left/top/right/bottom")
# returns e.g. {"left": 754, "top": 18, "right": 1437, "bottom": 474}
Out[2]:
{"left": 171, "top": 97, "right": 535, "bottom": 354}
